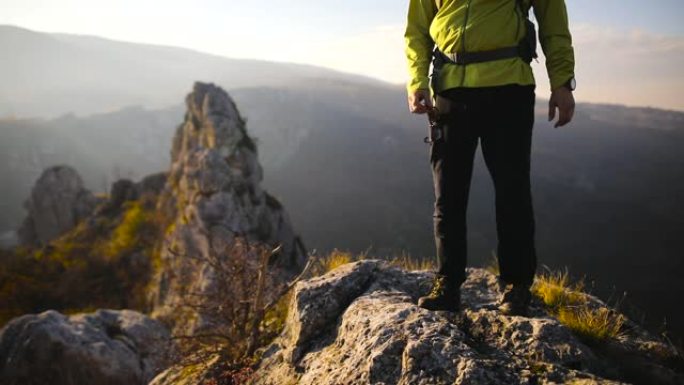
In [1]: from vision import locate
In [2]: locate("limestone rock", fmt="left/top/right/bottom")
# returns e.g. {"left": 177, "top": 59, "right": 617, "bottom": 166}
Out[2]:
{"left": 150, "top": 82, "right": 307, "bottom": 333}
{"left": 96, "top": 172, "right": 168, "bottom": 216}
{"left": 17, "top": 165, "right": 102, "bottom": 245}
{"left": 0, "top": 230, "right": 18, "bottom": 250}
{"left": 0, "top": 309, "right": 171, "bottom": 385}
{"left": 250, "top": 260, "right": 683, "bottom": 385}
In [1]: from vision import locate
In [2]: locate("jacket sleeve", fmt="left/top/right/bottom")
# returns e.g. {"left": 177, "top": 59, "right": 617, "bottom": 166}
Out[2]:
{"left": 404, "top": 0, "right": 437, "bottom": 93}
{"left": 532, "top": 0, "right": 575, "bottom": 91}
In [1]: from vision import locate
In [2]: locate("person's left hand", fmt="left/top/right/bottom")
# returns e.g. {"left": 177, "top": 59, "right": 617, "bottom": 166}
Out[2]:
{"left": 548, "top": 86, "right": 575, "bottom": 128}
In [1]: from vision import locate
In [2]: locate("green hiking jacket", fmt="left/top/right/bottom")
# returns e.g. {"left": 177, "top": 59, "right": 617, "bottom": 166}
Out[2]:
{"left": 404, "top": 0, "right": 574, "bottom": 95}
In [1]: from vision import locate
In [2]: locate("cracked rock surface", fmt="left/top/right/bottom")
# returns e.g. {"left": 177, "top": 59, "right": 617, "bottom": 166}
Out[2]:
{"left": 0, "top": 309, "right": 170, "bottom": 385}
{"left": 250, "top": 260, "right": 683, "bottom": 385}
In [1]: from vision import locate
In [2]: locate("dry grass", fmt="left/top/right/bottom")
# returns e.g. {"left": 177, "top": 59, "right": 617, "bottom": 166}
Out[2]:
{"left": 532, "top": 268, "right": 625, "bottom": 343}
{"left": 324, "top": 250, "right": 356, "bottom": 272}
{"left": 311, "top": 249, "right": 436, "bottom": 277}
{"left": 557, "top": 306, "right": 626, "bottom": 342}
{"left": 532, "top": 269, "right": 586, "bottom": 309}
{"left": 310, "top": 249, "right": 357, "bottom": 276}
{"left": 389, "top": 252, "right": 435, "bottom": 272}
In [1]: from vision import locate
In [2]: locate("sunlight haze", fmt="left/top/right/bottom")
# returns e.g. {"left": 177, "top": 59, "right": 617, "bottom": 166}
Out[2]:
{"left": 1, "top": 0, "right": 683, "bottom": 110}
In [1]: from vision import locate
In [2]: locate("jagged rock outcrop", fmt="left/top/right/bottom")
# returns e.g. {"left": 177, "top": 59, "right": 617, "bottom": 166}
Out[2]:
{"left": 17, "top": 165, "right": 102, "bottom": 245}
{"left": 0, "top": 309, "right": 171, "bottom": 385}
{"left": 250, "top": 260, "right": 684, "bottom": 385}
{"left": 150, "top": 82, "right": 307, "bottom": 333}
{"left": 95, "top": 172, "right": 168, "bottom": 216}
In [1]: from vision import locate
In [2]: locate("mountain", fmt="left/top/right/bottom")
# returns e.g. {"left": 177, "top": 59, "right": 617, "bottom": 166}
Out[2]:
{"left": 0, "top": 25, "right": 386, "bottom": 118}
{"left": 2, "top": 83, "right": 682, "bottom": 385}
{"left": 2, "top": 85, "right": 683, "bottom": 341}
{"left": 1, "top": 25, "right": 683, "bottom": 342}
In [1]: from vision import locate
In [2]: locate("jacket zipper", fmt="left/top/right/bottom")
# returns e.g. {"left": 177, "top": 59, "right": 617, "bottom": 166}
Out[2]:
{"left": 459, "top": 0, "right": 472, "bottom": 87}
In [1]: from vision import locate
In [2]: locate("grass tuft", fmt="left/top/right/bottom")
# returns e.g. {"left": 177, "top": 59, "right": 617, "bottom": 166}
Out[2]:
{"left": 311, "top": 249, "right": 435, "bottom": 276}
{"left": 310, "top": 249, "right": 357, "bottom": 276}
{"left": 557, "top": 306, "right": 626, "bottom": 342}
{"left": 532, "top": 269, "right": 585, "bottom": 309}
{"left": 323, "top": 250, "right": 355, "bottom": 272}
{"left": 389, "top": 252, "right": 435, "bottom": 271}
{"left": 532, "top": 268, "right": 625, "bottom": 343}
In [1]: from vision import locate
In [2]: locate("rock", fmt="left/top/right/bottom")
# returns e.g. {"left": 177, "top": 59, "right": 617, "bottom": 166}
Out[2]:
{"left": 0, "top": 230, "right": 18, "bottom": 250}
{"left": 149, "top": 82, "right": 307, "bottom": 334}
{"left": 17, "top": 165, "right": 102, "bottom": 245}
{"left": 250, "top": 260, "right": 683, "bottom": 385}
{"left": 0, "top": 309, "right": 171, "bottom": 385}
{"left": 96, "top": 172, "right": 168, "bottom": 216}
{"left": 137, "top": 172, "right": 168, "bottom": 196}
{"left": 109, "top": 179, "right": 139, "bottom": 206}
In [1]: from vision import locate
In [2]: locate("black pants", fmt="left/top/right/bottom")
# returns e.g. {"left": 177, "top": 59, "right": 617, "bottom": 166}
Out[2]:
{"left": 430, "top": 84, "right": 537, "bottom": 287}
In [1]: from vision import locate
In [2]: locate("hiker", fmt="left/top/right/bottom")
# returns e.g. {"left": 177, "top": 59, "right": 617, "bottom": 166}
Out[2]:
{"left": 405, "top": 0, "right": 575, "bottom": 316}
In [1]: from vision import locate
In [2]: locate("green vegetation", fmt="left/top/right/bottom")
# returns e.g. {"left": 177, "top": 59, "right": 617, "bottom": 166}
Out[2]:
{"left": 0, "top": 193, "right": 168, "bottom": 326}
{"left": 106, "top": 201, "right": 150, "bottom": 258}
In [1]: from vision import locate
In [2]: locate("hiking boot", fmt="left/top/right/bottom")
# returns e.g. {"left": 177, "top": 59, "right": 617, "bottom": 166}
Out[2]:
{"left": 418, "top": 274, "right": 460, "bottom": 312}
{"left": 498, "top": 284, "right": 532, "bottom": 316}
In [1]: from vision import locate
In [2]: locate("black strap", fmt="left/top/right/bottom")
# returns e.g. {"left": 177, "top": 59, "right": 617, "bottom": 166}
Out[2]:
{"left": 436, "top": 46, "right": 522, "bottom": 66}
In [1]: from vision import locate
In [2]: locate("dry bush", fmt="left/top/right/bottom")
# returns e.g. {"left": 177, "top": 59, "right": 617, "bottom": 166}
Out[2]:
{"left": 166, "top": 233, "right": 315, "bottom": 381}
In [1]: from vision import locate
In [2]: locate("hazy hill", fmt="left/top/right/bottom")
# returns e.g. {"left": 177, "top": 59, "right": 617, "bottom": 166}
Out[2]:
{"left": 0, "top": 25, "right": 387, "bottom": 118}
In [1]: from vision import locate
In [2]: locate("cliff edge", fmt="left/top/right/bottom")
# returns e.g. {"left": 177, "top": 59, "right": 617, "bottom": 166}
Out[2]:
{"left": 249, "top": 260, "right": 683, "bottom": 385}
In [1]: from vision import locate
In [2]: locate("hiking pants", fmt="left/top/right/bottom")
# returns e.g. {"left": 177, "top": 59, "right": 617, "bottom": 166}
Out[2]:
{"left": 429, "top": 84, "right": 537, "bottom": 287}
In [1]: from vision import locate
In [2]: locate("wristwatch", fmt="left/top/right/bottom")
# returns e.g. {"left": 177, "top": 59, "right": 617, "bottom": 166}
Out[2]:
{"left": 564, "top": 77, "right": 576, "bottom": 91}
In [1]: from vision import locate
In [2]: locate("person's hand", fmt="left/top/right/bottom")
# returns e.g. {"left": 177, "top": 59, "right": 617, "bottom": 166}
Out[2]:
{"left": 408, "top": 89, "right": 433, "bottom": 114}
{"left": 548, "top": 86, "right": 575, "bottom": 128}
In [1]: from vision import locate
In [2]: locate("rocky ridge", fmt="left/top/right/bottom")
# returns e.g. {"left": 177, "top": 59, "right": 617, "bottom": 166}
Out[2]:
{"left": 1, "top": 82, "right": 310, "bottom": 384}
{"left": 149, "top": 82, "right": 307, "bottom": 333}
{"left": 250, "top": 260, "right": 683, "bottom": 385}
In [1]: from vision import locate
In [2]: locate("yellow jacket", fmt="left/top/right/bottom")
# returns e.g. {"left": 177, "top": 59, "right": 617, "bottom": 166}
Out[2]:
{"left": 404, "top": 0, "right": 575, "bottom": 94}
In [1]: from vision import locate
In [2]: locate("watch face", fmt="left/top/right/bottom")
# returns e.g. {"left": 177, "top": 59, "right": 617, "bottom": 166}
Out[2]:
{"left": 569, "top": 77, "right": 576, "bottom": 91}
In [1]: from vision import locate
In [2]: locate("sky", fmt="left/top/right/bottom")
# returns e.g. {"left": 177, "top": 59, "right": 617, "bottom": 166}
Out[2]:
{"left": 1, "top": 0, "right": 683, "bottom": 110}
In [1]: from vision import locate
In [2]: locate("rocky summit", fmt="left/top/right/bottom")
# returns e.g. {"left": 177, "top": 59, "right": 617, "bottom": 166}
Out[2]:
{"left": 250, "top": 260, "right": 683, "bottom": 385}
{"left": 0, "top": 309, "right": 170, "bottom": 385}
{"left": 149, "top": 82, "right": 307, "bottom": 334}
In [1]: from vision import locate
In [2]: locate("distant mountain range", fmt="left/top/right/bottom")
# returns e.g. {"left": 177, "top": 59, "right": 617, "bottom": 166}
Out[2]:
{"left": 1, "top": 25, "right": 683, "bottom": 341}
{"left": 0, "top": 25, "right": 386, "bottom": 118}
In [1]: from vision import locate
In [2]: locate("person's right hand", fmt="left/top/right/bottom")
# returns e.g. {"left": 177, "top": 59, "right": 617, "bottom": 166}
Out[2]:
{"left": 408, "top": 89, "right": 433, "bottom": 114}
